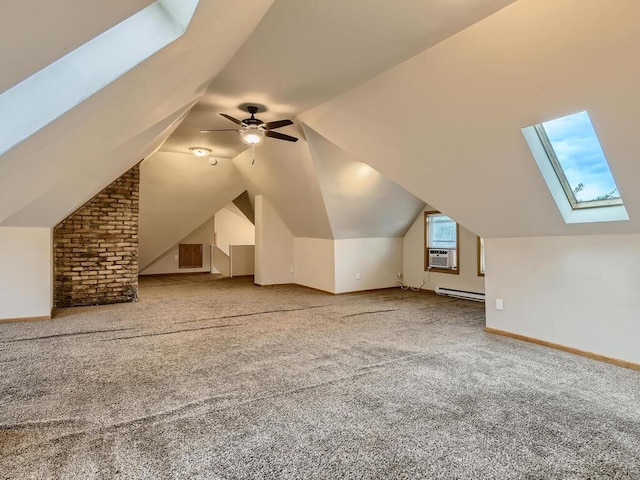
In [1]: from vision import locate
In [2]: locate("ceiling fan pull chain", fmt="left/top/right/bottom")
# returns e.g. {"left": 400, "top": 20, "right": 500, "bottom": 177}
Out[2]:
{"left": 251, "top": 144, "right": 256, "bottom": 165}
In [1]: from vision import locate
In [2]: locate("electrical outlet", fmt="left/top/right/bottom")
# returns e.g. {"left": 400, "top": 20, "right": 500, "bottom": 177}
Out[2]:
{"left": 356, "top": 272, "right": 360, "bottom": 280}
{"left": 290, "top": 266, "right": 295, "bottom": 273}
{"left": 496, "top": 299, "right": 504, "bottom": 311}
{"left": 174, "top": 254, "right": 179, "bottom": 260}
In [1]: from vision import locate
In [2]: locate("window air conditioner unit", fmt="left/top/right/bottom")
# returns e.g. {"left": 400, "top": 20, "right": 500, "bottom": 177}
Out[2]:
{"left": 429, "top": 249, "right": 454, "bottom": 269}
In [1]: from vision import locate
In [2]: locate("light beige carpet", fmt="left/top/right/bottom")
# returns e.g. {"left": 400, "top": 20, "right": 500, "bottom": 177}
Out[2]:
{"left": 0, "top": 274, "right": 638, "bottom": 479}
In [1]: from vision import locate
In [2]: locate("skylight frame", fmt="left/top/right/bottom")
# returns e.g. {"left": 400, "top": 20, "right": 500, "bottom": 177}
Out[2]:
{"left": 533, "top": 123, "right": 623, "bottom": 210}
{"left": 522, "top": 111, "right": 629, "bottom": 225}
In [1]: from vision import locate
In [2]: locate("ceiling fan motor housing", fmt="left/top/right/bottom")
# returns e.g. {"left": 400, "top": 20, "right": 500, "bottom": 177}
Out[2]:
{"left": 242, "top": 106, "right": 264, "bottom": 126}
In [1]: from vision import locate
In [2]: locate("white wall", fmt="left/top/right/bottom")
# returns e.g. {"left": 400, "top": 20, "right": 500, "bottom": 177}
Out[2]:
{"left": 215, "top": 205, "right": 255, "bottom": 256}
{"left": 294, "top": 237, "right": 335, "bottom": 293}
{"left": 254, "top": 196, "right": 294, "bottom": 285}
{"left": 0, "top": 227, "right": 52, "bottom": 320}
{"left": 403, "top": 211, "right": 485, "bottom": 293}
{"left": 334, "top": 238, "right": 403, "bottom": 294}
{"left": 139, "top": 217, "right": 214, "bottom": 275}
{"left": 485, "top": 235, "right": 640, "bottom": 364}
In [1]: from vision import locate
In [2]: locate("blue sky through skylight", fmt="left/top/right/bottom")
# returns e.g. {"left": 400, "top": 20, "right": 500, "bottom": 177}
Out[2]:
{"left": 542, "top": 111, "right": 620, "bottom": 202}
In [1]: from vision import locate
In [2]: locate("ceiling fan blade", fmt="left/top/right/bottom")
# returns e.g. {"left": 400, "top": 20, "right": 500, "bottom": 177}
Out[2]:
{"left": 265, "top": 130, "right": 299, "bottom": 142}
{"left": 200, "top": 128, "right": 239, "bottom": 133}
{"left": 263, "top": 119, "right": 293, "bottom": 130}
{"left": 220, "top": 113, "right": 244, "bottom": 126}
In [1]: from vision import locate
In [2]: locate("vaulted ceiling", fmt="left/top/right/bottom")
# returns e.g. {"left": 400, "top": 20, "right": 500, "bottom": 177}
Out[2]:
{"left": 2, "top": 0, "right": 639, "bottom": 255}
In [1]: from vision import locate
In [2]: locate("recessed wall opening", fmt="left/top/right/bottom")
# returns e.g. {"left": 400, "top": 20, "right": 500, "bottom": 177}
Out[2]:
{"left": 178, "top": 244, "right": 203, "bottom": 269}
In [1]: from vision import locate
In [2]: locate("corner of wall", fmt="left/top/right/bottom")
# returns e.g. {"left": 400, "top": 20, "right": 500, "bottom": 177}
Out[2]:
{"left": 254, "top": 196, "right": 294, "bottom": 285}
{"left": 293, "top": 237, "right": 336, "bottom": 293}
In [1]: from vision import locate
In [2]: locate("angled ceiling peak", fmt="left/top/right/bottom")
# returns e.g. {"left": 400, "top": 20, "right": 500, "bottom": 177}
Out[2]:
{"left": 232, "top": 191, "right": 255, "bottom": 225}
{"left": 232, "top": 137, "right": 334, "bottom": 240}
{"left": 303, "top": 124, "right": 425, "bottom": 239}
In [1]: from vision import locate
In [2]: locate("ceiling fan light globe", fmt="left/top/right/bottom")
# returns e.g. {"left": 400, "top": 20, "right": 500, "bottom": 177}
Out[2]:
{"left": 240, "top": 128, "right": 264, "bottom": 145}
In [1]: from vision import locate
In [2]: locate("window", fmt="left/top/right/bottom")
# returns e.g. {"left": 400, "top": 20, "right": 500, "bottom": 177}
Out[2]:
{"left": 477, "top": 237, "right": 485, "bottom": 277}
{"left": 424, "top": 212, "right": 459, "bottom": 274}
{"left": 522, "top": 111, "right": 628, "bottom": 224}
{"left": 537, "top": 111, "right": 622, "bottom": 208}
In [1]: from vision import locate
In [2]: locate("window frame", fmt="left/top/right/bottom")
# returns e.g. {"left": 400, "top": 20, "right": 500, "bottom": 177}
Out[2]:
{"left": 423, "top": 211, "right": 460, "bottom": 275}
{"left": 522, "top": 118, "right": 629, "bottom": 225}
{"left": 477, "top": 237, "right": 485, "bottom": 277}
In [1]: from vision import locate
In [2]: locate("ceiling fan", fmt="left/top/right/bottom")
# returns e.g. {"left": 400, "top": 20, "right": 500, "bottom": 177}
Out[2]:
{"left": 200, "top": 105, "right": 298, "bottom": 145}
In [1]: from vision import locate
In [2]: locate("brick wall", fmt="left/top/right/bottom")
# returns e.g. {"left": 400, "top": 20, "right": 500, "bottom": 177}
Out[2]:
{"left": 54, "top": 166, "right": 139, "bottom": 307}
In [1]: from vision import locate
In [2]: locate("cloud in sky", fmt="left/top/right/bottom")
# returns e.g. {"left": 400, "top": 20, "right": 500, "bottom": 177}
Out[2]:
{"left": 543, "top": 111, "right": 619, "bottom": 202}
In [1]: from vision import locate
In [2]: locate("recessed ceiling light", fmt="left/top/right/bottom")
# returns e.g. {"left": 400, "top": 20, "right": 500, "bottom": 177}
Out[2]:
{"left": 189, "top": 147, "right": 212, "bottom": 157}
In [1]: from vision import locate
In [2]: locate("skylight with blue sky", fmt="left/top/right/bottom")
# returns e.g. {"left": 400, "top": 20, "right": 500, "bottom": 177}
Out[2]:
{"left": 541, "top": 111, "right": 620, "bottom": 204}
{"left": 522, "top": 110, "right": 629, "bottom": 224}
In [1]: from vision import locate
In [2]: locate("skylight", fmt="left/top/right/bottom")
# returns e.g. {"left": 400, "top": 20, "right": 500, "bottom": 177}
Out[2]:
{"left": 537, "top": 111, "right": 621, "bottom": 208}
{"left": 0, "top": 0, "right": 199, "bottom": 157}
{"left": 522, "top": 111, "right": 629, "bottom": 224}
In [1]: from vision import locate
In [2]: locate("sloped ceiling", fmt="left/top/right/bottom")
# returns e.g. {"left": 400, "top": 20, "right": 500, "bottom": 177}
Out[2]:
{"left": 231, "top": 137, "right": 334, "bottom": 239}
{"left": 11, "top": 0, "right": 637, "bottom": 245}
{"left": 232, "top": 192, "right": 255, "bottom": 225}
{"left": 301, "top": 0, "right": 640, "bottom": 238}
{"left": 0, "top": 1, "right": 273, "bottom": 227}
{"left": 2, "top": 103, "right": 193, "bottom": 227}
{"left": 161, "top": 0, "right": 516, "bottom": 158}
{"left": 304, "top": 125, "right": 425, "bottom": 239}
{"left": 153, "top": 0, "right": 515, "bottom": 244}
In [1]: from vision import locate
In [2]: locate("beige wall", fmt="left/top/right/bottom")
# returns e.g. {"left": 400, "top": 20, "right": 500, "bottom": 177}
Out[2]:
{"left": 230, "top": 245, "right": 255, "bottom": 277}
{"left": 255, "top": 204, "right": 481, "bottom": 296}
{"left": 485, "top": 235, "right": 640, "bottom": 364}
{"left": 294, "top": 237, "right": 335, "bottom": 293}
{"left": 403, "top": 211, "right": 485, "bottom": 294}
{"left": 0, "top": 227, "right": 52, "bottom": 320}
{"left": 334, "top": 238, "right": 403, "bottom": 294}
{"left": 255, "top": 196, "right": 294, "bottom": 285}
{"left": 140, "top": 217, "right": 214, "bottom": 275}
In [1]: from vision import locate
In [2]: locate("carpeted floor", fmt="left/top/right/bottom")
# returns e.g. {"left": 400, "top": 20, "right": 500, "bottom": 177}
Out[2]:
{"left": 0, "top": 274, "right": 638, "bottom": 479}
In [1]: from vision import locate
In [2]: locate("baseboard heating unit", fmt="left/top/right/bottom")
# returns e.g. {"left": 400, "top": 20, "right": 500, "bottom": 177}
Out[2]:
{"left": 435, "top": 287, "right": 485, "bottom": 302}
